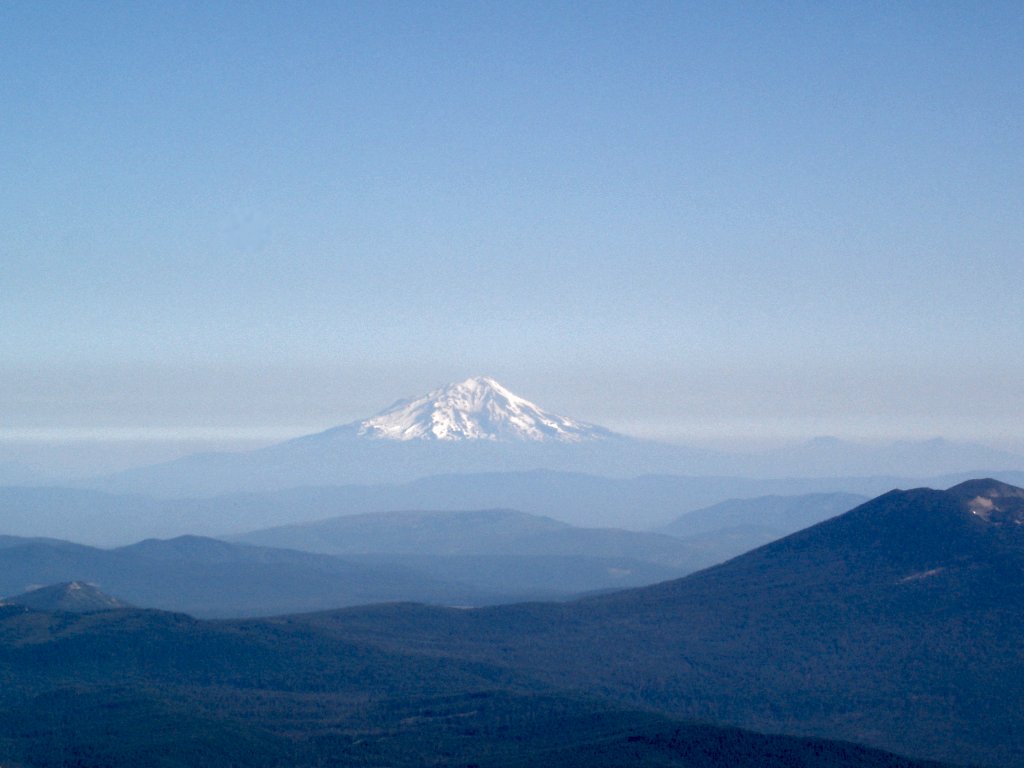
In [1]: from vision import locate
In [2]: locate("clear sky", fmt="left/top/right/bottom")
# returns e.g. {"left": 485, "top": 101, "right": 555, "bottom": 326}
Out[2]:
{"left": 2, "top": 1, "right": 1023, "bottom": 473}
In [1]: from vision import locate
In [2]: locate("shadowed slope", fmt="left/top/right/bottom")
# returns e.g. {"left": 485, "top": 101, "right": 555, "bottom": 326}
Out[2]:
{"left": 297, "top": 479, "right": 1024, "bottom": 767}
{"left": 0, "top": 605, "right": 953, "bottom": 768}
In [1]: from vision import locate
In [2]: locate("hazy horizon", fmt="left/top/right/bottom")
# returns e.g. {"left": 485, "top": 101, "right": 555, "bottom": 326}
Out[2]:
{"left": 4, "top": 372, "right": 1024, "bottom": 482}
{"left": 4, "top": 3, "right": 1023, "bottom": 476}
{"left": 3, "top": 7, "right": 1024, "bottom": 767}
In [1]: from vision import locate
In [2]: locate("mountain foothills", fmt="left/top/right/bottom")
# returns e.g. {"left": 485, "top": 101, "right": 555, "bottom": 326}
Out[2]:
{"left": 0, "top": 534, "right": 493, "bottom": 617}
{"left": 0, "top": 493, "right": 877, "bottom": 619}
{"left": 234, "top": 508, "right": 716, "bottom": 567}
{"left": 71, "top": 376, "right": 1024, "bottom": 497}
{"left": 0, "top": 491, "right": 874, "bottom": 618}
{"left": 0, "top": 514, "right": 702, "bottom": 617}
{"left": 0, "top": 472, "right": 936, "bottom": 542}
{"left": 0, "top": 480, "right": 1021, "bottom": 767}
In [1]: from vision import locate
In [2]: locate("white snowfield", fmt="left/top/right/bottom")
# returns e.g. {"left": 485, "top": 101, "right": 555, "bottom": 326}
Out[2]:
{"left": 357, "top": 376, "right": 610, "bottom": 443}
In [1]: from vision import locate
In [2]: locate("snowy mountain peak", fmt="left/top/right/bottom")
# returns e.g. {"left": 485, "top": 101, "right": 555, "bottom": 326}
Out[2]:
{"left": 357, "top": 376, "right": 613, "bottom": 443}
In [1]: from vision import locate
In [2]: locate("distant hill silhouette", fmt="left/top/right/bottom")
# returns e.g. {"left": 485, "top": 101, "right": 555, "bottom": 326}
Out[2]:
{"left": 6, "top": 581, "right": 131, "bottom": 612}
{"left": 7, "top": 470, "right": 1024, "bottom": 545}
{"left": 0, "top": 535, "right": 494, "bottom": 617}
{"left": 234, "top": 507, "right": 710, "bottom": 568}
{"left": 655, "top": 491, "right": 867, "bottom": 558}
{"left": 83, "top": 433, "right": 1024, "bottom": 498}
{"left": 0, "top": 531, "right": 687, "bottom": 617}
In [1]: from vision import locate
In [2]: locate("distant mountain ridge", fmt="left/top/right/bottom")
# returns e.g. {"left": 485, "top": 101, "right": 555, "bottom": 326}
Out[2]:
{"left": 0, "top": 522, "right": 698, "bottom": 616}
{"left": 0, "top": 534, "right": 495, "bottom": 617}
{"left": 7, "top": 470, "right": 1024, "bottom": 544}
{"left": 20, "top": 375, "right": 1021, "bottom": 496}
{"left": 233, "top": 508, "right": 708, "bottom": 569}
{"left": 657, "top": 492, "right": 868, "bottom": 537}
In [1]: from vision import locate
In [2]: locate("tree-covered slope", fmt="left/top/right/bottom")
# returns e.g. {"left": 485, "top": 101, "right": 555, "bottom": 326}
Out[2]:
{"left": 0, "top": 605, "right": 951, "bottom": 768}
{"left": 296, "top": 480, "right": 1024, "bottom": 766}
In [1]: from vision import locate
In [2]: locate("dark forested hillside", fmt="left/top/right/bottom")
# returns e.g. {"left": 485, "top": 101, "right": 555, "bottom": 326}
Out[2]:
{"left": 291, "top": 479, "right": 1024, "bottom": 767}
{"left": 1, "top": 480, "right": 1020, "bottom": 766}
{"left": 0, "top": 605, "right": 952, "bottom": 768}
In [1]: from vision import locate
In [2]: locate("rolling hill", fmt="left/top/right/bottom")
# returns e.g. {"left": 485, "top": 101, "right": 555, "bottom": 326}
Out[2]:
{"left": 0, "top": 527, "right": 692, "bottom": 616}
{"left": 233, "top": 507, "right": 710, "bottom": 568}
{"left": 654, "top": 491, "right": 867, "bottom": 560}
{"left": 291, "top": 478, "right": 1024, "bottom": 766}
{"left": 0, "top": 602, "right": 953, "bottom": 768}
{"left": 0, "top": 479, "right": 1019, "bottom": 765}
{"left": 0, "top": 535, "right": 494, "bottom": 617}
{"left": 5, "top": 581, "right": 131, "bottom": 613}
{"left": 8, "top": 469, "right": 1024, "bottom": 545}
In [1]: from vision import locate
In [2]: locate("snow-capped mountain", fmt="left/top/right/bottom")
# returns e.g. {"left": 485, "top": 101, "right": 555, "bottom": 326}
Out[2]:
{"left": 77, "top": 376, "right": 1024, "bottom": 500}
{"left": 356, "top": 376, "right": 614, "bottom": 443}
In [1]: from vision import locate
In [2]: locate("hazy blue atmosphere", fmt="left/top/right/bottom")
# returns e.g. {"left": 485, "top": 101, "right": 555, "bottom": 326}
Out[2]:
{"left": 3, "top": 2, "right": 1022, "bottom": 474}
{"left": 4, "top": 8, "right": 1024, "bottom": 767}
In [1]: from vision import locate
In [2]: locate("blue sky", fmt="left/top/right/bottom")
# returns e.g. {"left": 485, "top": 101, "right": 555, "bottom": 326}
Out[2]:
{"left": 2, "top": 1, "right": 1023, "bottom": 471}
